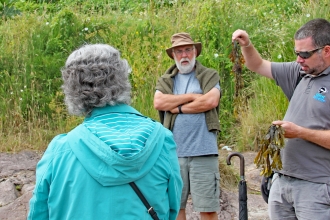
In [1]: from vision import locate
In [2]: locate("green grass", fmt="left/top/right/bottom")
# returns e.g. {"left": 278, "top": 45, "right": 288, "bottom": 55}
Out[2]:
{"left": 234, "top": 75, "right": 289, "bottom": 151}
{"left": 0, "top": 0, "right": 329, "bottom": 152}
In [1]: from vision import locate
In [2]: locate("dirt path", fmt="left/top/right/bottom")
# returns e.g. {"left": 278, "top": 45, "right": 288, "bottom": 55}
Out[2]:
{"left": 0, "top": 150, "right": 269, "bottom": 220}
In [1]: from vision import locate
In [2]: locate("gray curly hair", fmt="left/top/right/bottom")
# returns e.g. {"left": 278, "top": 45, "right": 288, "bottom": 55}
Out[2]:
{"left": 61, "top": 44, "right": 131, "bottom": 116}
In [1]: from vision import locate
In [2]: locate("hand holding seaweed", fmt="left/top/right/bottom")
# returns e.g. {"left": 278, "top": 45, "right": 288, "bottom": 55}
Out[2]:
{"left": 254, "top": 124, "right": 285, "bottom": 177}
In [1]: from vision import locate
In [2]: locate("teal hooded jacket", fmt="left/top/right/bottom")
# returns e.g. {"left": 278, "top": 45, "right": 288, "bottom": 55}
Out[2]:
{"left": 28, "top": 104, "right": 183, "bottom": 220}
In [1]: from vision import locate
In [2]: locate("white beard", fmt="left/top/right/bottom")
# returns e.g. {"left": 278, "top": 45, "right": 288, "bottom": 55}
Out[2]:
{"left": 174, "top": 55, "right": 196, "bottom": 74}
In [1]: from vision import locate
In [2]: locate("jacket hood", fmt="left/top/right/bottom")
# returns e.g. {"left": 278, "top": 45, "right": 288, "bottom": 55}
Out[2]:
{"left": 68, "top": 105, "right": 165, "bottom": 186}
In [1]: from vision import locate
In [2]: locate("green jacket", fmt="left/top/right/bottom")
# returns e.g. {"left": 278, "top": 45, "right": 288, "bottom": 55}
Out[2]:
{"left": 155, "top": 61, "right": 221, "bottom": 131}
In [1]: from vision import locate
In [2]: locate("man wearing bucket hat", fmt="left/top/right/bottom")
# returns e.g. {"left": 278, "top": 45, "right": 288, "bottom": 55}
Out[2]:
{"left": 154, "top": 33, "right": 221, "bottom": 220}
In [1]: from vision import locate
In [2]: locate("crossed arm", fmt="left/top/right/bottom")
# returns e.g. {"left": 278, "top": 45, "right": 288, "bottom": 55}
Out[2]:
{"left": 154, "top": 87, "right": 220, "bottom": 114}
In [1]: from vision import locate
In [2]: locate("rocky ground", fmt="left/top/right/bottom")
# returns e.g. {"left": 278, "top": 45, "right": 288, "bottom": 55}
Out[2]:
{"left": 0, "top": 150, "right": 269, "bottom": 220}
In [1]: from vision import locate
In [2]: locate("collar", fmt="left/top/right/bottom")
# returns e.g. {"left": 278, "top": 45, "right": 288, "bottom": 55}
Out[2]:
{"left": 85, "top": 104, "right": 142, "bottom": 119}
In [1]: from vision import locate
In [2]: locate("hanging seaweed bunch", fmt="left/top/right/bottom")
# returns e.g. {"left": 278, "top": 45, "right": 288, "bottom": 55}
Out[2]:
{"left": 254, "top": 124, "right": 285, "bottom": 177}
{"left": 229, "top": 40, "right": 245, "bottom": 75}
{"left": 229, "top": 40, "right": 245, "bottom": 97}
{"left": 229, "top": 40, "right": 246, "bottom": 118}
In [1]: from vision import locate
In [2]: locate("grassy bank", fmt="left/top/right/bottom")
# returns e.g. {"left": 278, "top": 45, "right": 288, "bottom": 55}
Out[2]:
{"left": 0, "top": 0, "right": 329, "bottom": 152}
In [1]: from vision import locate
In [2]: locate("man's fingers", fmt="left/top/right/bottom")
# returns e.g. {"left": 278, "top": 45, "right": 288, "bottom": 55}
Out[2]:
{"left": 272, "top": 120, "right": 282, "bottom": 125}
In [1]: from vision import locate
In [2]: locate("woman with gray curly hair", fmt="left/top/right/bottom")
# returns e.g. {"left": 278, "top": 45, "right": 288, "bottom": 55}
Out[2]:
{"left": 61, "top": 44, "right": 131, "bottom": 116}
{"left": 28, "top": 44, "right": 183, "bottom": 220}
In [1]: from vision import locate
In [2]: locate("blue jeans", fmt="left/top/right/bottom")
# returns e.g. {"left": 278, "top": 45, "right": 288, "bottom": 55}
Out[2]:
{"left": 269, "top": 173, "right": 330, "bottom": 220}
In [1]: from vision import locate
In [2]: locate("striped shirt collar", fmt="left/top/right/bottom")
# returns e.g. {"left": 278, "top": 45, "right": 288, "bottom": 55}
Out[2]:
{"left": 86, "top": 104, "right": 142, "bottom": 119}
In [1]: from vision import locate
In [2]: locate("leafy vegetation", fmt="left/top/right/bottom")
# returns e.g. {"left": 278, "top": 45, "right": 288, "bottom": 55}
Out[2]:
{"left": 0, "top": 0, "right": 329, "bottom": 152}
{"left": 254, "top": 124, "right": 285, "bottom": 177}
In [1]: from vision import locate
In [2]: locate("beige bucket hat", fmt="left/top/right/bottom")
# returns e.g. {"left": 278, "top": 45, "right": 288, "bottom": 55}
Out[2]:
{"left": 166, "top": 32, "right": 202, "bottom": 59}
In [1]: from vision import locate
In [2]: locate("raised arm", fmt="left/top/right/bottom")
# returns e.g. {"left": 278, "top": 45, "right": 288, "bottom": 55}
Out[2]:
{"left": 232, "top": 29, "right": 273, "bottom": 79}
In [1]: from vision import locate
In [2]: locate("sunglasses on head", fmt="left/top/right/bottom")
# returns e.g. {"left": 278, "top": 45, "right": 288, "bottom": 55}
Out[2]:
{"left": 294, "top": 46, "right": 325, "bottom": 59}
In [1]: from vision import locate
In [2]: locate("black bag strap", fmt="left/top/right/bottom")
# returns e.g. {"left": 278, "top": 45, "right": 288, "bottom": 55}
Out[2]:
{"left": 129, "top": 182, "right": 159, "bottom": 220}
{"left": 158, "top": 110, "right": 165, "bottom": 125}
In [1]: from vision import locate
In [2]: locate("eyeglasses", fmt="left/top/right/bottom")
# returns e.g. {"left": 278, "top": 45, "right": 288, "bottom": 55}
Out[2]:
{"left": 173, "top": 47, "right": 194, "bottom": 56}
{"left": 294, "top": 46, "right": 325, "bottom": 59}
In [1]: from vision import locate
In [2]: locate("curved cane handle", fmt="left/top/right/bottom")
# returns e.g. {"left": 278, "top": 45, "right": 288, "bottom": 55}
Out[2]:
{"left": 226, "top": 152, "right": 245, "bottom": 179}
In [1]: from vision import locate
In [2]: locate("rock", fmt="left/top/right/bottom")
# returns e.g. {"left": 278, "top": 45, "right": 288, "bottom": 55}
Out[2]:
{"left": 0, "top": 150, "right": 41, "bottom": 177}
{"left": 0, "top": 191, "right": 32, "bottom": 220}
{"left": 0, "top": 151, "right": 41, "bottom": 220}
{"left": 0, "top": 179, "right": 19, "bottom": 206}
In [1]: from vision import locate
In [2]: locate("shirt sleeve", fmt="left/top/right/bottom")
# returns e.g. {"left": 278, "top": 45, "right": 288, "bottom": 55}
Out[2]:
{"left": 271, "top": 61, "right": 302, "bottom": 100}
